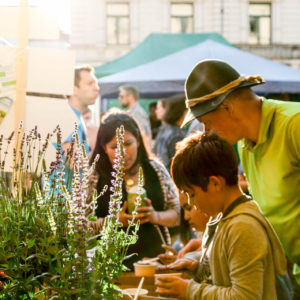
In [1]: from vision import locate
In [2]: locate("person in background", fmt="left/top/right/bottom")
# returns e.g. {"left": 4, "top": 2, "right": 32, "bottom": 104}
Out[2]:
{"left": 148, "top": 102, "right": 161, "bottom": 139}
{"left": 238, "top": 163, "right": 249, "bottom": 193}
{"left": 66, "top": 65, "right": 99, "bottom": 154}
{"left": 118, "top": 85, "right": 152, "bottom": 151}
{"left": 187, "top": 119, "right": 204, "bottom": 135}
{"left": 155, "top": 131, "right": 288, "bottom": 299}
{"left": 155, "top": 97, "right": 167, "bottom": 122}
{"left": 153, "top": 94, "right": 187, "bottom": 171}
{"left": 158, "top": 191, "right": 209, "bottom": 266}
{"left": 50, "top": 66, "right": 99, "bottom": 187}
{"left": 88, "top": 111, "right": 180, "bottom": 267}
{"left": 181, "top": 59, "right": 300, "bottom": 298}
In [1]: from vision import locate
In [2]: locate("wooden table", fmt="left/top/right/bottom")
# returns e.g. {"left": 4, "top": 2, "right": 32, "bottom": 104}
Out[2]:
{"left": 117, "top": 272, "right": 179, "bottom": 299}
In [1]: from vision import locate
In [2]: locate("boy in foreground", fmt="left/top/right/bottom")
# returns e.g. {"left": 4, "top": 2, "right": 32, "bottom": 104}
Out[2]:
{"left": 155, "top": 132, "right": 288, "bottom": 299}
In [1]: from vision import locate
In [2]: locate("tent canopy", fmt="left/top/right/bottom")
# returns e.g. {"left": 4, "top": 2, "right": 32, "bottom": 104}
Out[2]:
{"left": 99, "top": 39, "right": 300, "bottom": 98}
{"left": 95, "top": 33, "right": 231, "bottom": 78}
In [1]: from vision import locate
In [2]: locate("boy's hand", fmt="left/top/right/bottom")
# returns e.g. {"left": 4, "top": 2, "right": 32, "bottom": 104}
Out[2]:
{"left": 155, "top": 276, "right": 189, "bottom": 298}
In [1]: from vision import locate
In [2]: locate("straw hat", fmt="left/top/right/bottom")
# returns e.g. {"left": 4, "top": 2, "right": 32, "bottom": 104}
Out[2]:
{"left": 181, "top": 59, "right": 264, "bottom": 127}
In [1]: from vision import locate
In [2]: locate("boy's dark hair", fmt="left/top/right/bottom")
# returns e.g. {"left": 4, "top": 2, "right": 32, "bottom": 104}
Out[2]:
{"left": 171, "top": 131, "right": 238, "bottom": 191}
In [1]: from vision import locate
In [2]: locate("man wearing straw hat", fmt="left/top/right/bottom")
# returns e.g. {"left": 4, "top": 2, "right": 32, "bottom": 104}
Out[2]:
{"left": 181, "top": 59, "right": 300, "bottom": 297}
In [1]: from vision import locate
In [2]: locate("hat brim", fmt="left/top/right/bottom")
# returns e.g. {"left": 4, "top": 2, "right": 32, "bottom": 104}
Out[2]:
{"left": 181, "top": 80, "right": 264, "bottom": 128}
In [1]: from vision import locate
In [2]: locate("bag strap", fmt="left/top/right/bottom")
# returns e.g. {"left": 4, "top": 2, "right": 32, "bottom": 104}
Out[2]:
{"left": 222, "top": 194, "right": 252, "bottom": 218}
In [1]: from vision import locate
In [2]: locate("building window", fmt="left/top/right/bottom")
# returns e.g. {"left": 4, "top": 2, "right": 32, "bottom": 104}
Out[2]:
{"left": 249, "top": 3, "right": 271, "bottom": 44}
{"left": 106, "top": 3, "right": 129, "bottom": 45}
{"left": 170, "top": 3, "right": 193, "bottom": 33}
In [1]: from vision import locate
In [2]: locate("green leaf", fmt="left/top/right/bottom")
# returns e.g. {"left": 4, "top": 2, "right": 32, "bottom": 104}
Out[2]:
{"left": 48, "top": 245, "right": 58, "bottom": 255}
{"left": 35, "top": 217, "right": 45, "bottom": 228}
{"left": 62, "top": 261, "right": 72, "bottom": 278}
{"left": 27, "top": 239, "right": 35, "bottom": 249}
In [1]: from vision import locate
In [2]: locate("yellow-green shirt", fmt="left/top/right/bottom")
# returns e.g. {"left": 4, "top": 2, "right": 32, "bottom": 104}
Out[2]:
{"left": 238, "top": 98, "right": 300, "bottom": 266}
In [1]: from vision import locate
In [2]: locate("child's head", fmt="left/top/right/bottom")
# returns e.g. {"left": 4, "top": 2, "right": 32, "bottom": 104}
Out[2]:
{"left": 171, "top": 131, "right": 239, "bottom": 216}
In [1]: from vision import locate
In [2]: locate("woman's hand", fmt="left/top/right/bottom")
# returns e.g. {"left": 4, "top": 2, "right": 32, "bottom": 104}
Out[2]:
{"left": 177, "top": 239, "right": 202, "bottom": 258}
{"left": 135, "top": 198, "right": 159, "bottom": 224}
{"left": 155, "top": 276, "right": 189, "bottom": 299}
{"left": 118, "top": 201, "right": 132, "bottom": 227}
{"left": 158, "top": 245, "right": 178, "bottom": 265}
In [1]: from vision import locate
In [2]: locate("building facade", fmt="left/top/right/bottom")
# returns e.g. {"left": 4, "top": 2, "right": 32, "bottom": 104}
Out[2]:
{"left": 69, "top": 0, "right": 300, "bottom": 69}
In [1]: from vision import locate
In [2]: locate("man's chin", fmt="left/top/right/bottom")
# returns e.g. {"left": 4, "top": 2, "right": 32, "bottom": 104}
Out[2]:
{"left": 87, "top": 98, "right": 97, "bottom": 105}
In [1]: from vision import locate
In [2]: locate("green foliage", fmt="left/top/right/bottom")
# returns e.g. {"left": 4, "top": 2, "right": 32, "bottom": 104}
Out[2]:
{"left": 0, "top": 124, "right": 141, "bottom": 299}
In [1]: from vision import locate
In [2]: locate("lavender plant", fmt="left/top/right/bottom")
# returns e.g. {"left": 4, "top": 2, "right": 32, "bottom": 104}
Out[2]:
{"left": 0, "top": 124, "right": 142, "bottom": 299}
{"left": 92, "top": 126, "right": 142, "bottom": 298}
{"left": 0, "top": 124, "right": 60, "bottom": 299}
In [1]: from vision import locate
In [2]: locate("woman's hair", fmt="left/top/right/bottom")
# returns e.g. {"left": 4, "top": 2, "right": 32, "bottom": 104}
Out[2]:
{"left": 171, "top": 131, "right": 238, "bottom": 191}
{"left": 162, "top": 93, "right": 186, "bottom": 125}
{"left": 90, "top": 111, "right": 148, "bottom": 173}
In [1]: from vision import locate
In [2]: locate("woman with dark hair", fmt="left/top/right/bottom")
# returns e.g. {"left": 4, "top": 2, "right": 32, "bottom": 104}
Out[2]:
{"left": 153, "top": 94, "right": 187, "bottom": 171}
{"left": 89, "top": 111, "right": 180, "bottom": 267}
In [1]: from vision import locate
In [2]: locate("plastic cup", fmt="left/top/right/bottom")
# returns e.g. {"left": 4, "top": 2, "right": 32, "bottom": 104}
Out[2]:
{"left": 127, "top": 186, "right": 147, "bottom": 214}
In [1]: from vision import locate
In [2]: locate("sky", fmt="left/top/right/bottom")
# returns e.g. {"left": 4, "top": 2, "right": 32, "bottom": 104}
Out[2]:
{"left": 0, "top": 0, "right": 71, "bottom": 34}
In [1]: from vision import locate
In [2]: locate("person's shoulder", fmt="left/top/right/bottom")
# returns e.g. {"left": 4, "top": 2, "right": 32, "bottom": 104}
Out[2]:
{"left": 132, "top": 103, "right": 149, "bottom": 120}
{"left": 262, "top": 99, "right": 300, "bottom": 139}
{"left": 271, "top": 100, "right": 300, "bottom": 136}
{"left": 134, "top": 102, "right": 145, "bottom": 111}
{"left": 224, "top": 200, "right": 272, "bottom": 233}
{"left": 266, "top": 98, "right": 300, "bottom": 118}
{"left": 173, "top": 126, "right": 186, "bottom": 138}
{"left": 223, "top": 212, "right": 268, "bottom": 247}
{"left": 227, "top": 212, "right": 261, "bottom": 228}
{"left": 166, "top": 128, "right": 185, "bottom": 147}
{"left": 284, "top": 111, "right": 300, "bottom": 155}
{"left": 149, "top": 158, "right": 171, "bottom": 177}
{"left": 149, "top": 158, "right": 166, "bottom": 170}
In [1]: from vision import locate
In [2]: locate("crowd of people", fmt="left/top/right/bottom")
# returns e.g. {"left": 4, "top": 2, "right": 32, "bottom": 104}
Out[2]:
{"left": 64, "top": 60, "right": 299, "bottom": 299}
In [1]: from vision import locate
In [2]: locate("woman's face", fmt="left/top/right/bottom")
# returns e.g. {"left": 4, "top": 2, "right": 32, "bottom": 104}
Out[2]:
{"left": 104, "top": 130, "right": 139, "bottom": 171}
{"left": 155, "top": 100, "right": 166, "bottom": 121}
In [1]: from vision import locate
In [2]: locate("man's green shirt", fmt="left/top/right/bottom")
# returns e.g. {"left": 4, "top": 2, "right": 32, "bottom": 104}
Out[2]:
{"left": 238, "top": 98, "right": 300, "bottom": 266}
